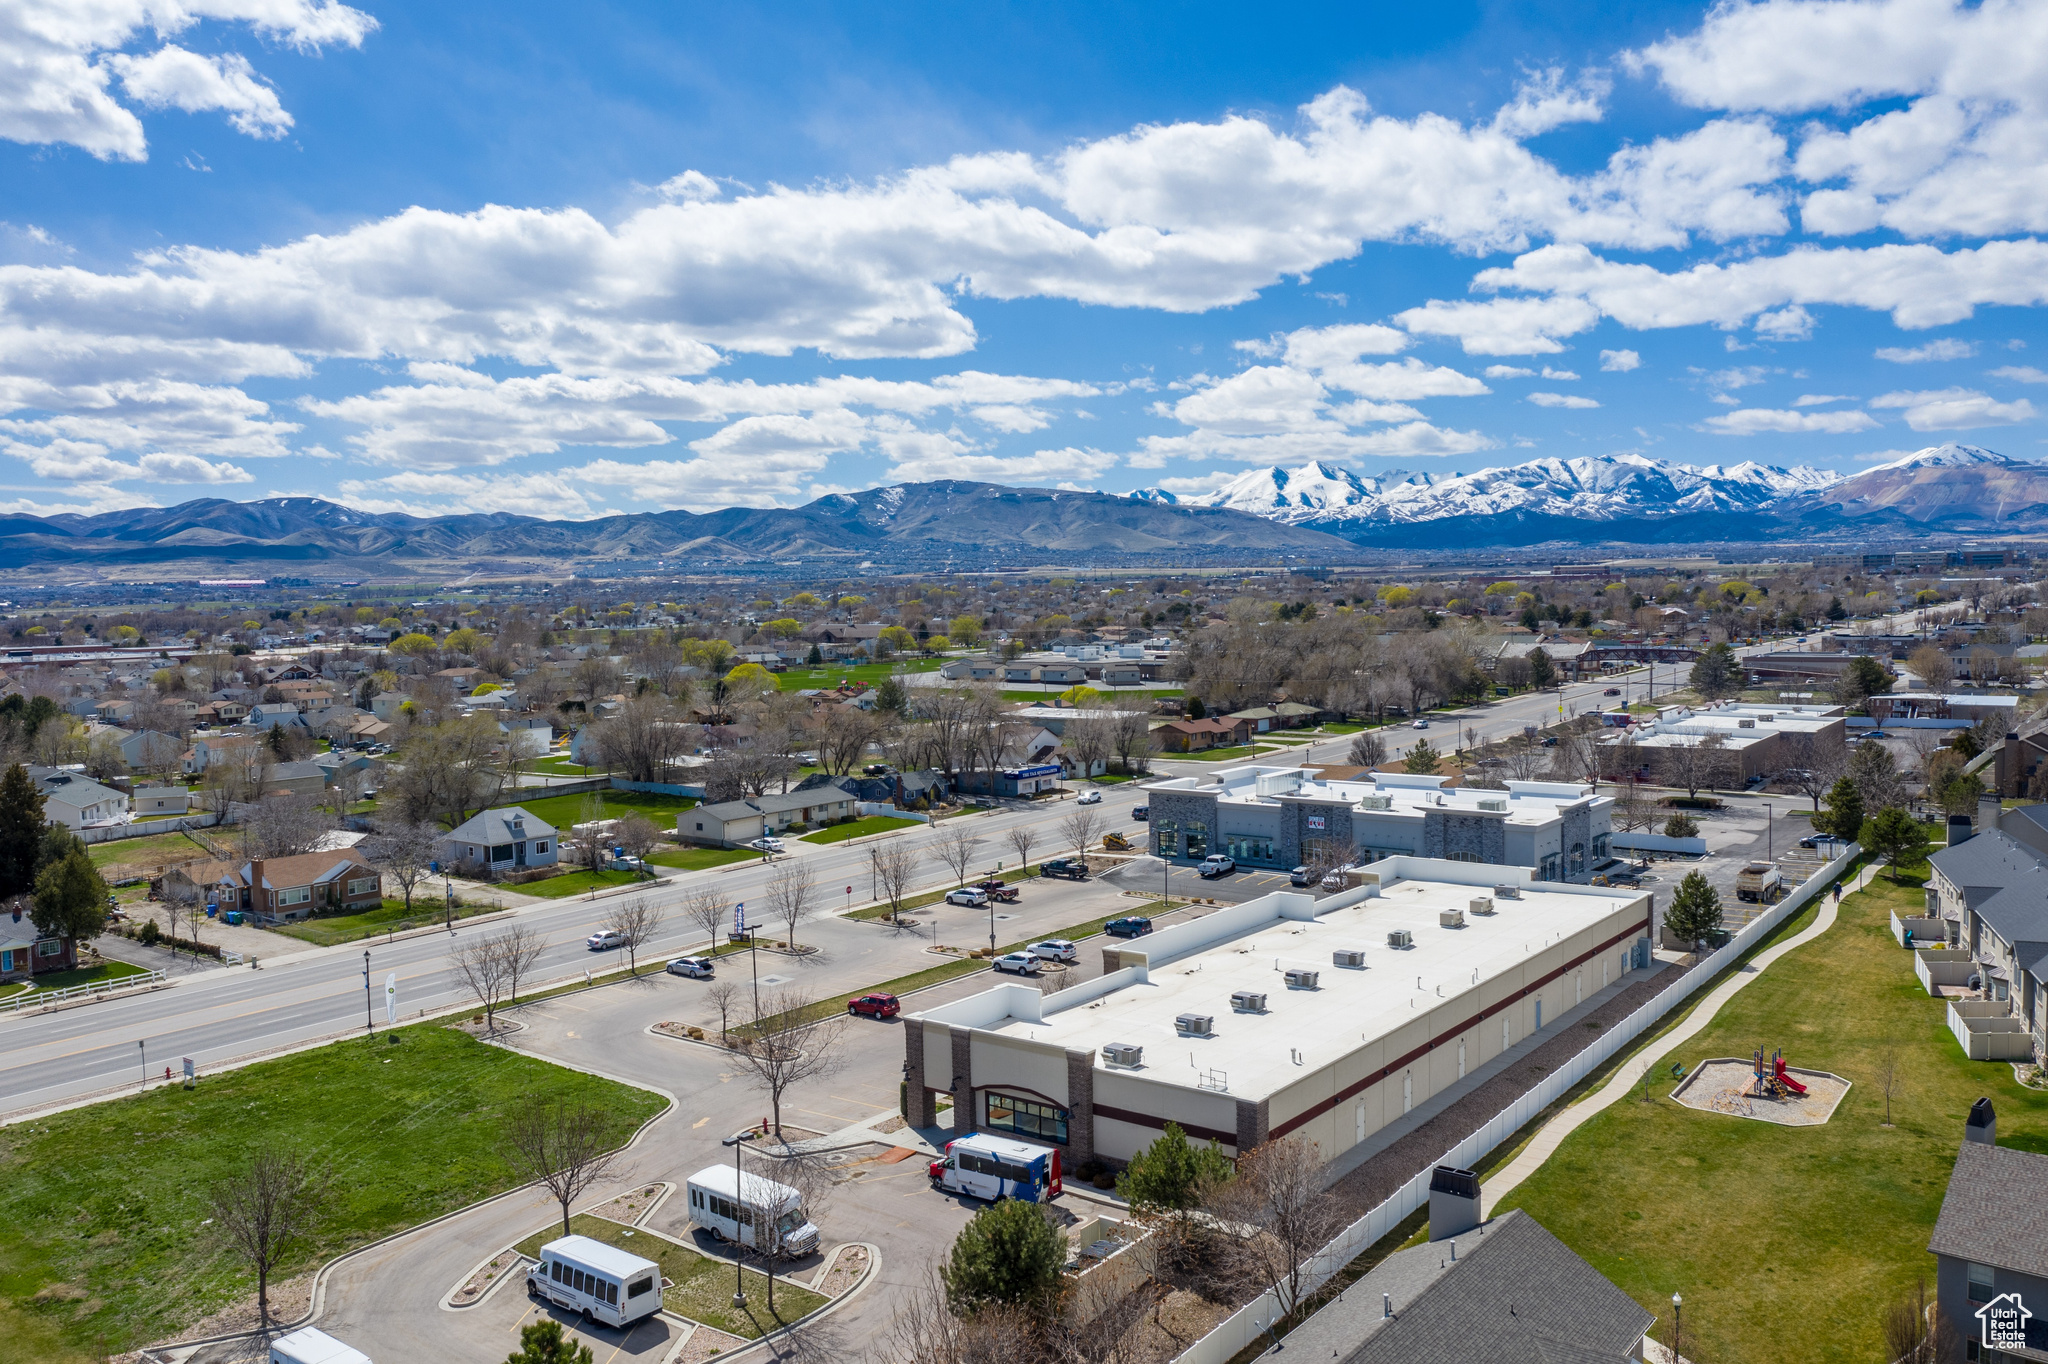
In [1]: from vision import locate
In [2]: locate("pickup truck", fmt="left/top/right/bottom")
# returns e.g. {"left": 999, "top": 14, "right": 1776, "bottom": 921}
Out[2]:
{"left": 1039, "top": 857, "right": 1088, "bottom": 881}
{"left": 973, "top": 879, "right": 1020, "bottom": 902}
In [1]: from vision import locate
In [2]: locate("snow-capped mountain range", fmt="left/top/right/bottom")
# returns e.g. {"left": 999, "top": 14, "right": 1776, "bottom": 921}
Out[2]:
{"left": 1130, "top": 444, "right": 2041, "bottom": 546}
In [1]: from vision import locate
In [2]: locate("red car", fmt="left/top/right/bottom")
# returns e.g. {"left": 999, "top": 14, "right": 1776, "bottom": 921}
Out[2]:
{"left": 973, "top": 879, "right": 1020, "bottom": 903}
{"left": 848, "top": 992, "right": 901, "bottom": 1019}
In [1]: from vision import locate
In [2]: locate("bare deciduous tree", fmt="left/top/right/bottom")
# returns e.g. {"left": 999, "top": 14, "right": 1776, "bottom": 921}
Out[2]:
{"left": 503, "top": 1100, "right": 627, "bottom": 1238}
{"left": 208, "top": 1149, "right": 322, "bottom": 1329}
{"left": 238, "top": 791, "right": 337, "bottom": 859}
{"left": 765, "top": 860, "right": 819, "bottom": 949}
{"left": 880, "top": 1266, "right": 1042, "bottom": 1364}
{"left": 450, "top": 925, "right": 548, "bottom": 1029}
{"left": 933, "top": 824, "right": 985, "bottom": 887}
{"left": 498, "top": 923, "right": 548, "bottom": 1010}
{"left": 681, "top": 882, "right": 731, "bottom": 948}
{"left": 1112, "top": 709, "right": 1156, "bottom": 776}
{"left": 364, "top": 819, "right": 441, "bottom": 914}
{"left": 1345, "top": 729, "right": 1386, "bottom": 770}
{"left": 1211, "top": 1134, "right": 1345, "bottom": 1325}
{"left": 706, "top": 979, "right": 741, "bottom": 1038}
{"left": 1876, "top": 1030, "right": 1902, "bottom": 1126}
{"left": 730, "top": 989, "right": 848, "bottom": 1135}
{"left": 1881, "top": 1278, "right": 1959, "bottom": 1364}
{"left": 1778, "top": 732, "right": 1849, "bottom": 811}
{"left": 1058, "top": 807, "right": 1105, "bottom": 859}
{"left": 605, "top": 896, "right": 664, "bottom": 976}
{"left": 1061, "top": 710, "right": 1113, "bottom": 781}
{"left": 1004, "top": 823, "right": 1039, "bottom": 877}
{"left": 1659, "top": 735, "right": 1734, "bottom": 800}
{"left": 869, "top": 839, "right": 920, "bottom": 926}
{"left": 1300, "top": 837, "right": 1357, "bottom": 883}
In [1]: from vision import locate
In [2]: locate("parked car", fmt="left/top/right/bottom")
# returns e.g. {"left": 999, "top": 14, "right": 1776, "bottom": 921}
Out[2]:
{"left": 1131, "top": 805, "right": 1149, "bottom": 822}
{"left": 1028, "top": 939, "right": 1077, "bottom": 963}
{"left": 1040, "top": 857, "right": 1088, "bottom": 880}
{"left": 1198, "top": 853, "right": 1237, "bottom": 879}
{"left": 848, "top": 992, "right": 900, "bottom": 1018}
{"left": 608, "top": 854, "right": 649, "bottom": 873}
{"left": 1076, "top": 790, "right": 1102, "bottom": 805}
{"left": 1412, "top": 718, "right": 1430, "bottom": 729}
{"left": 666, "top": 955, "right": 715, "bottom": 978}
{"left": 1798, "top": 834, "right": 1838, "bottom": 850}
{"left": 973, "top": 878, "right": 1020, "bottom": 902}
{"left": 586, "top": 929, "right": 626, "bottom": 951}
{"left": 945, "top": 886, "right": 989, "bottom": 907}
{"left": 1603, "top": 687, "right": 1621, "bottom": 696}
{"left": 1289, "top": 865, "right": 1314, "bottom": 887}
{"left": 992, "top": 951, "right": 1041, "bottom": 975}
{"left": 1864, "top": 730, "right": 1892, "bottom": 740}
{"left": 863, "top": 763, "right": 892, "bottom": 776}
{"left": 1104, "top": 916, "right": 1153, "bottom": 938}
{"left": 748, "top": 836, "right": 786, "bottom": 852}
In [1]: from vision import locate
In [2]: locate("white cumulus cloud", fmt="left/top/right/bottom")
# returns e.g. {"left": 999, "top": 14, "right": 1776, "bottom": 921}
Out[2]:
{"left": 1869, "top": 387, "right": 2036, "bottom": 430}
{"left": 1702, "top": 408, "right": 1881, "bottom": 434}
{"left": 1527, "top": 392, "right": 1600, "bottom": 409}
{"left": 1599, "top": 349, "right": 1642, "bottom": 371}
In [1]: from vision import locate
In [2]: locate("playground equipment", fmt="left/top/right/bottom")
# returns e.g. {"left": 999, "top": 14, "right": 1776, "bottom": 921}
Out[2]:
{"left": 1745, "top": 1046, "right": 1809, "bottom": 1099}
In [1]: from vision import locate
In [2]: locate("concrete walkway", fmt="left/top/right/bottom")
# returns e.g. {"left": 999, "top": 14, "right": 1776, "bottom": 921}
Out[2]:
{"left": 1482, "top": 861, "right": 1877, "bottom": 1203}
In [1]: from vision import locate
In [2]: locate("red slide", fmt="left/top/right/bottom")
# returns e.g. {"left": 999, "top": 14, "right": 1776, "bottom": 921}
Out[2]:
{"left": 1773, "top": 1058, "right": 1808, "bottom": 1095}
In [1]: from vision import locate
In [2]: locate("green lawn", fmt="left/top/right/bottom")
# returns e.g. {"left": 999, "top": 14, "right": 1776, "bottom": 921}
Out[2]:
{"left": 516, "top": 868, "right": 656, "bottom": 899}
{"left": 491, "top": 790, "right": 699, "bottom": 831}
{"left": 512, "top": 1213, "right": 823, "bottom": 1339}
{"left": 1175, "top": 744, "right": 1277, "bottom": 762}
{"left": 23, "top": 959, "right": 149, "bottom": 992}
{"left": 0, "top": 1024, "right": 665, "bottom": 1363}
{"left": 846, "top": 863, "right": 1038, "bottom": 922}
{"left": 87, "top": 830, "right": 215, "bottom": 874}
{"left": 524, "top": 756, "right": 598, "bottom": 777}
{"left": 269, "top": 896, "right": 505, "bottom": 947}
{"left": 775, "top": 659, "right": 943, "bottom": 692}
{"left": 646, "top": 846, "right": 763, "bottom": 872}
{"left": 1496, "top": 857, "right": 2048, "bottom": 1364}
{"left": 801, "top": 815, "right": 919, "bottom": 844}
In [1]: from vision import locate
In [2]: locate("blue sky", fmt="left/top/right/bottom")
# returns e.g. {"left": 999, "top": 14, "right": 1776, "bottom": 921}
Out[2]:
{"left": 2, "top": 0, "right": 2046, "bottom": 519}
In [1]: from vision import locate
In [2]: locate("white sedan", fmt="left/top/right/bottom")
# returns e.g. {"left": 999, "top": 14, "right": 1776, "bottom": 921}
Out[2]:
{"left": 945, "top": 887, "right": 989, "bottom": 907}
{"left": 1076, "top": 790, "right": 1103, "bottom": 805}
{"left": 585, "top": 929, "right": 626, "bottom": 951}
{"left": 748, "top": 836, "right": 786, "bottom": 852}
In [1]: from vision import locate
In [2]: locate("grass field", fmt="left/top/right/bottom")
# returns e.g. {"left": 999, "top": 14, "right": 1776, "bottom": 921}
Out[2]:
{"left": 269, "top": 896, "right": 506, "bottom": 947}
{"left": 646, "top": 846, "right": 762, "bottom": 872}
{"left": 1496, "top": 855, "right": 2048, "bottom": 1364}
{"left": 524, "top": 756, "right": 598, "bottom": 777}
{"left": 493, "top": 790, "right": 699, "bottom": 830}
{"left": 1174, "top": 744, "right": 1278, "bottom": 762}
{"left": 0, "top": 1024, "right": 665, "bottom": 1363}
{"left": 23, "top": 959, "right": 149, "bottom": 992}
{"left": 774, "top": 659, "right": 943, "bottom": 692}
{"left": 801, "top": 815, "right": 919, "bottom": 844}
{"left": 512, "top": 1213, "right": 824, "bottom": 1338}
{"left": 87, "top": 830, "right": 216, "bottom": 876}
{"left": 517, "top": 868, "right": 655, "bottom": 899}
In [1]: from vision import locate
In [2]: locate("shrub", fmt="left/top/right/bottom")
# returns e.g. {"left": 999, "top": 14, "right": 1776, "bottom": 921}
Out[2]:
{"left": 1663, "top": 814, "right": 1700, "bottom": 839}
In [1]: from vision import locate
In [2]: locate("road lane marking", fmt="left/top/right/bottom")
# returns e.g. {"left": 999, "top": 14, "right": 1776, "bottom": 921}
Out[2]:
{"left": 692, "top": 1116, "right": 710, "bottom": 1128}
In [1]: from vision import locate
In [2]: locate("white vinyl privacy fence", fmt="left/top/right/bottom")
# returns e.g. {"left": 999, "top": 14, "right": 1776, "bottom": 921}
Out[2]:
{"left": 1171, "top": 842, "right": 1862, "bottom": 1364}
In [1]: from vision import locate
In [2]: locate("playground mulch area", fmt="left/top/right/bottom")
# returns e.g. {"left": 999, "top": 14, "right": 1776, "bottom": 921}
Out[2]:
{"left": 1325, "top": 961, "right": 1693, "bottom": 1220}
{"left": 1671, "top": 1058, "right": 1851, "bottom": 1126}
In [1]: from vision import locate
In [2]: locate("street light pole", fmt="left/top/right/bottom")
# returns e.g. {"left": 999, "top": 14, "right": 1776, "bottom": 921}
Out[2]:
{"left": 1672, "top": 1292, "right": 1683, "bottom": 1363}
{"left": 722, "top": 1130, "right": 757, "bottom": 1309}
{"left": 362, "top": 950, "right": 373, "bottom": 1035}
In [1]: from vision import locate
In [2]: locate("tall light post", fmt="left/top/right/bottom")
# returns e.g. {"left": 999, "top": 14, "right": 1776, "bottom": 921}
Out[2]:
{"left": 361, "top": 950, "right": 373, "bottom": 1035}
{"left": 722, "top": 1130, "right": 757, "bottom": 1309}
{"left": 1672, "top": 1292, "right": 1683, "bottom": 1363}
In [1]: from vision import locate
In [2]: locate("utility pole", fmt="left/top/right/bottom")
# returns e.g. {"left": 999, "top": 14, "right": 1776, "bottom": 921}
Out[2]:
{"left": 721, "top": 1130, "right": 757, "bottom": 1309}
{"left": 362, "top": 950, "right": 373, "bottom": 1035}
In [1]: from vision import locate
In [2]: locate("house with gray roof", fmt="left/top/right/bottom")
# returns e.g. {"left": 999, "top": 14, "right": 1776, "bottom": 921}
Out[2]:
{"left": 1259, "top": 1206, "right": 1654, "bottom": 1364}
{"left": 1929, "top": 1100, "right": 2048, "bottom": 1359}
{"left": 28, "top": 767, "right": 129, "bottom": 829}
{"left": 680, "top": 787, "right": 859, "bottom": 846}
{"left": 1928, "top": 824, "right": 2048, "bottom": 1060}
{"left": 439, "top": 806, "right": 559, "bottom": 874}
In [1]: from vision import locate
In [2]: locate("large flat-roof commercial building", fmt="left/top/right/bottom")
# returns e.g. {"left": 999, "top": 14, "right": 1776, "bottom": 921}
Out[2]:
{"left": 1601, "top": 701, "right": 1845, "bottom": 783}
{"left": 1144, "top": 766, "right": 1614, "bottom": 884}
{"left": 905, "top": 861, "right": 1652, "bottom": 1166}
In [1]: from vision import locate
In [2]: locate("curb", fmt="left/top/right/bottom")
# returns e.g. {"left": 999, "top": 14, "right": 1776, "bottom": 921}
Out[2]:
{"left": 438, "top": 1180, "right": 678, "bottom": 1311}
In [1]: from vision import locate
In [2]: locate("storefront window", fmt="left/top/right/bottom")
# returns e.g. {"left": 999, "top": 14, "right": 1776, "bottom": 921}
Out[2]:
{"left": 1226, "top": 836, "right": 1276, "bottom": 864}
{"left": 1183, "top": 827, "right": 1208, "bottom": 859}
{"left": 1538, "top": 853, "right": 1560, "bottom": 881}
{"left": 985, "top": 1092, "right": 1070, "bottom": 1144}
{"left": 1154, "top": 820, "right": 1179, "bottom": 858}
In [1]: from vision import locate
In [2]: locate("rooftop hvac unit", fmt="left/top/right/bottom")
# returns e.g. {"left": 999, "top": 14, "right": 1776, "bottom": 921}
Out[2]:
{"left": 1477, "top": 798, "right": 1507, "bottom": 812}
{"left": 1333, "top": 948, "right": 1367, "bottom": 968}
{"left": 1493, "top": 884, "right": 1522, "bottom": 900}
{"left": 1439, "top": 908, "right": 1466, "bottom": 929}
{"left": 1737, "top": 718, "right": 1756, "bottom": 729}
{"left": 1102, "top": 1042, "right": 1144, "bottom": 1067}
{"left": 1469, "top": 896, "right": 1496, "bottom": 916}
{"left": 1284, "top": 967, "right": 1320, "bottom": 989}
{"left": 1176, "top": 1012, "right": 1215, "bottom": 1036}
{"left": 1357, "top": 795, "right": 1393, "bottom": 810}
{"left": 1229, "top": 990, "right": 1267, "bottom": 1013}
{"left": 1387, "top": 929, "right": 1414, "bottom": 950}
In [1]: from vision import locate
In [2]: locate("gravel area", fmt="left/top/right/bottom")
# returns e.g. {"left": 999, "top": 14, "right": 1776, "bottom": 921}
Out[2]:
{"left": 802, "top": 1242, "right": 870, "bottom": 1295}
{"left": 1325, "top": 963, "right": 1692, "bottom": 1219}
{"left": 588, "top": 1181, "right": 668, "bottom": 1226}
{"left": 673, "top": 1324, "right": 750, "bottom": 1363}
{"left": 450, "top": 1248, "right": 523, "bottom": 1306}
{"left": 1672, "top": 1059, "right": 1850, "bottom": 1125}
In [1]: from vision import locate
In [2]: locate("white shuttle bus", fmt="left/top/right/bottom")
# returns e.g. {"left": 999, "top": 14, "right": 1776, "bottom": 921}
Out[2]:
{"left": 685, "top": 1164, "right": 822, "bottom": 1258}
{"left": 525, "top": 1233, "right": 664, "bottom": 1328}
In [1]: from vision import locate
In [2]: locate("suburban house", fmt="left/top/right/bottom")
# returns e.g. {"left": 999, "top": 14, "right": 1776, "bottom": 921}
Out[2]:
{"left": 1226, "top": 703, "right": 1322, "bottom": 734}
{"left": 1925, "top": 819, "right": 2048, "bottom": 1059}
{"left": 1153, "top": 716, "right": 1252, "bottom": 753}
{"left": 113, "top": 728, "right": 184, "bottom": 773}
{"left": 439, "top": 807, "right": 558, "bottom": 875}
{"left": 30, "top": 767, "right": 130, "bottom": 829}
{"left": 938, "top": 658, "right": 1003, "bottom": 682}
{"left": 164, "top": 850, "right": 383, "bottom": 923}
{"left": 681, "top": 788, "right": 859, "bottom": 846}
{"left": 183, "top": 735, "right": 260, "bottom": 775}
{"left": 133, "top": 787, "right": 191, "bottom": 817}
{"left": 0, "top": 932, "right": 38, "bottom": 982}
{"left": 1258, "top": 1202, "right": 1654, "bottom": 1363}
{"left": 259, "top": 759, "right": 331, "bottom": 797}
{"left": 1929, "top": 1100, "right": 2048, "bottom": 1359}
{"left": 0, "top": 923, "right": 76, "bottom": 979}
{"left": 793, "top": 769, "right": 952, "bottom": 808}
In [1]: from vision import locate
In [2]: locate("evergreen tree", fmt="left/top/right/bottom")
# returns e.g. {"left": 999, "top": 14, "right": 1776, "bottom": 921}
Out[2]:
{"left": 504, "top": 1319, "right": 593, "bottom": 1364}
{"left": 1117, "top": 1121, "right": 1233, "bottom": 1221}
{"left": 1811, "top": 776, "right": 1865, "bottom": 842}
{"left": 1663, "top": 870, "right": 1723, "bottom": 951}
{"left": 805, "top": 642, "right": 823, "bottom": 665}
{"left": 1839, "top": 655, "right": 1894, "bottom": 711}
{"left": 0, "top": 763, "right": 46, "bottom": 899}
{"left": 1403, "top": 739, "right": 1441, "bottom": 774}
{"left": 1526, "top": 647, "right": 1557, "bottom": 690}
{"left": 942, "top": 1198, "right": 1067, "bottom": 1315}
{"left": 31, "top": 843, "right": 107, "bottom": 943}
{"left": 1861, "top": 808, "right": 1930, "bottom": 883}
{"left": 1688, "top": 643, "right": 1741, "bottom": 700}
{"left": 872, "top": 675, "right": 908, "bottom": 716}
{"left": 1185, "top": 696, "right": 1206, "bottom": 720}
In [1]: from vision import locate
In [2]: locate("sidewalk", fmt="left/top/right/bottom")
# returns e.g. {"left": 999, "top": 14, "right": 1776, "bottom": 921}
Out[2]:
{"left": 1481, "top": 861, "right": 1874, "bottom": 1203}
